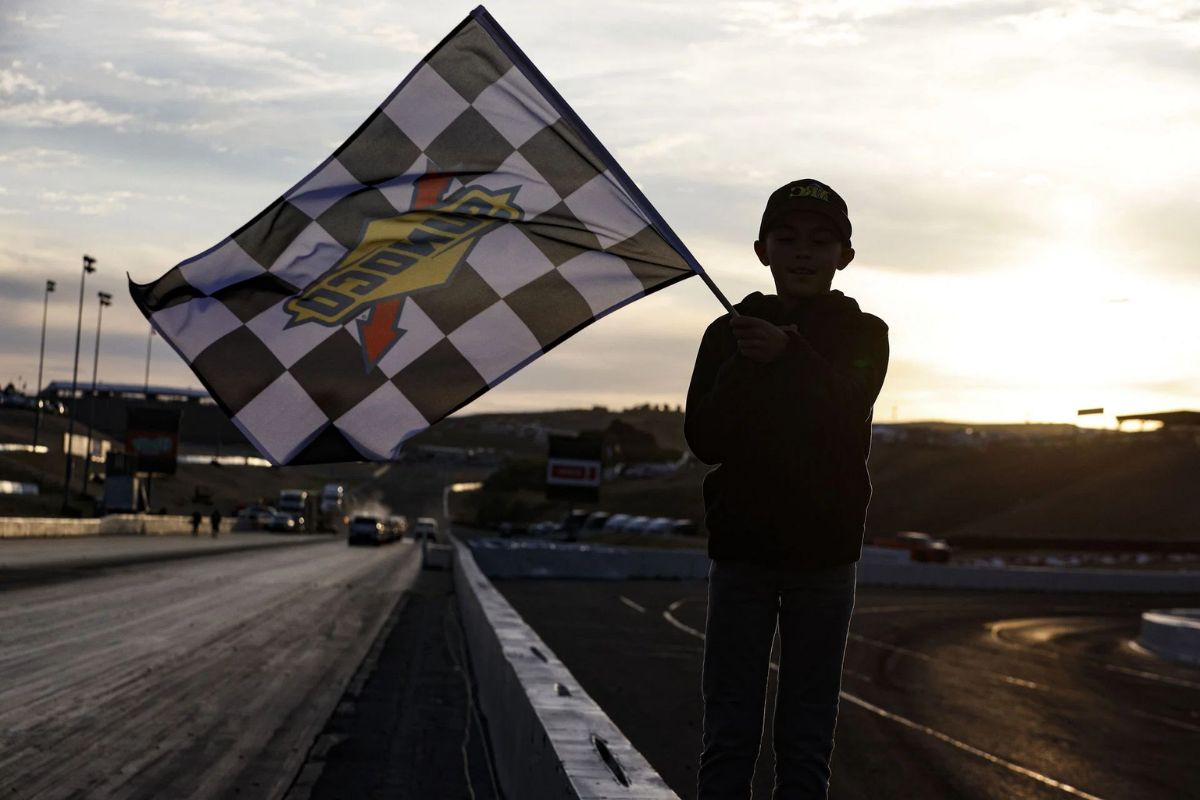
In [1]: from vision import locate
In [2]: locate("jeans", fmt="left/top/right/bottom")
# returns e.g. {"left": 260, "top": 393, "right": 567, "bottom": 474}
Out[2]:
{"left": 697, "top": 559, "right": 856, "bottom": 800}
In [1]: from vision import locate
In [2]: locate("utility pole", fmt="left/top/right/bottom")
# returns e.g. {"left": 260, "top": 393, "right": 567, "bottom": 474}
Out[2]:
{"left": 61, "top": 255, "right": 96, "bottom": 515}
{"left": 80, "top": 291, "right": 112, "bottom": 498}
{"left": 32, "top": 279, "right": 55, "bottom": 450}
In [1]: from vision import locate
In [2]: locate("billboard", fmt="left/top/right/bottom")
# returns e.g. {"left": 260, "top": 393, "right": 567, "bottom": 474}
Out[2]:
{"left": 125, "top": 407, "right": 181, "bottom": 475}
{"left": 546, "top": 434, "right": 602, "bottom": 502}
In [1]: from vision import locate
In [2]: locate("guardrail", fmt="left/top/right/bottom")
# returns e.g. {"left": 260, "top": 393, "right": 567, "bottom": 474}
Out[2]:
{"left": 452, "top": 536, "right": 678, "bottom": 799}
{"left": 462, "top": 538, "right": 1200, "bottom": 593}
{"left": 859, "top": 561, "right": 1200, "bottom": 593}
{"left": 0, "top": 515, "right": 231, "bottom": 538}
{"left": 1138, "top": 609, "right": 1200, "bottom": 666}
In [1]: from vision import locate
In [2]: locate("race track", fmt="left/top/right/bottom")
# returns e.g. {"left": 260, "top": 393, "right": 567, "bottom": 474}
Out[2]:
{"left": 496, "top": 579, "right": 1200, "bottom": 800}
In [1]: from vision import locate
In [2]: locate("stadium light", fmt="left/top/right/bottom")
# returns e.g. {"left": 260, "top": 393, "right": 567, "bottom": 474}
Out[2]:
{"left": 80, "top": 291, "right": 113, "bottom": 497}
{"left": 61, "top": 255, "right": 96, "bottom": 513}
{"left": 32, "top": 279, "right": 56, "bottom": 450}
{"left": 144, "top": 327, "right": 156, "bottom": 394}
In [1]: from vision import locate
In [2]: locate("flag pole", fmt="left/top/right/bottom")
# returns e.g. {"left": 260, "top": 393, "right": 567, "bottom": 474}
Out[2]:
{"left": 695, "top": 269, "right": 738, "bottom": 316}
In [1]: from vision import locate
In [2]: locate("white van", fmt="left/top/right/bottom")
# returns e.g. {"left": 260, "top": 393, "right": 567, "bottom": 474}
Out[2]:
{"left": 412, "top": 517, "right": 439, "bottom": 542}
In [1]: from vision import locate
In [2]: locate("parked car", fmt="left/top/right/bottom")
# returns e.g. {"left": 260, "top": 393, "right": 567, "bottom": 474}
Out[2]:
{"left": 645, "top": 517, "right": 675, "bottom": 535}
{"left": 872, "top": 531, "right": 952, "bottom": 563}
{"left": 348, "top": 515, "right": 390, "bottom": 546}
{"left": 556, "top": 509, "right": 591, "bottom": 540}
{"left": 622, "top": 515, "right": 652, "bottom": 534}
{"left": 0, "top": 393, "right": 35, "bottom": 410}
{"left": 670, "top": 518, "right": 699, "bottom": 537}
{"left": 497, "top": 521, "right": 527, "bottom": 538}
{"left": 580, "top": 512, "right": 611, "bottom": 537}
{"left": 602, "top": 513, "right": 630, "bottom": 532}
{"left": 411, "top": 516, "right": 439, "bottom": 542}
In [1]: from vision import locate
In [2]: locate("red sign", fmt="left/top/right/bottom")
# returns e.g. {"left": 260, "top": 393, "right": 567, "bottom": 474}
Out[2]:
{"left": 546, "top": 458, "right": 601, "bottom": 487}
{"left": 550, "top": 463, "right": 596, "bottom": 481}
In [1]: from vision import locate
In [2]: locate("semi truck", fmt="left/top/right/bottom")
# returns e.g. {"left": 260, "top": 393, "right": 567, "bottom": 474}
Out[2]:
{"left": 277, "top": 485, "right": 345, "bottom": 533}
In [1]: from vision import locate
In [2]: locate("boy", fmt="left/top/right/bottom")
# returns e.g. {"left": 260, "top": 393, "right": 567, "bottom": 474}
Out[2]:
{"left": 685, "top": 179, "right": 889, "bottom": 799}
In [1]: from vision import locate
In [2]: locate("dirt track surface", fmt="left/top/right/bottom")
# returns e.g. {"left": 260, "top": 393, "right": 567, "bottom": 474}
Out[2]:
{"left": 497, "top": 579, "right": 1200, "bottom": 800}
{"left": 0, "top": 537, "right": 419, "bottom": 799}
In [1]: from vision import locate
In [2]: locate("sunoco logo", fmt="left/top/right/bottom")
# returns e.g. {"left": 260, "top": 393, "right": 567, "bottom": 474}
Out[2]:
{"left": 284, "top": 177, "right": 523, "bottom": 370}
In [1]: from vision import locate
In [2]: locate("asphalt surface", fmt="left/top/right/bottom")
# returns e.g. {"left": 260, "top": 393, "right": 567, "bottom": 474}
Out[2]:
{"left": 0, "top": 533, "right": 329, "bottom": 589}
{"left": 495, "top": 578, "right": 1200, "bottom": 800}
{"left": 0, "top": 535, "right": 421, "bottom": 799}
{"left": 290, "top": 566, "right": 500, "bottom": 800}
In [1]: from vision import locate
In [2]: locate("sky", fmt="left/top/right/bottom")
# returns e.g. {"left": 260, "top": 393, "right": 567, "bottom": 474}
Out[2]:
{"left": 1, "top": 0, "right": 1198, "bottom": 427}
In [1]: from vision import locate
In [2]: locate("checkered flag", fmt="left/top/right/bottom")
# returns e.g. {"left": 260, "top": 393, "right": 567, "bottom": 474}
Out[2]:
{"left": 129, "top": 5, "right": 704, "bottom": 465}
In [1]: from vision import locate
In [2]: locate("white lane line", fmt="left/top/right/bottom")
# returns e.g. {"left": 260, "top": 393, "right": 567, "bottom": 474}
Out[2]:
{"left": 663, "top": 599, "right": 706, "bottom": 640}
{"left": 663, "top": 596, "right": 1101, "bottom": 800}
{"left": 619, "top": 595, "right": 646, "bottom": 614}
{"left": 1101, "top": 662, "right": 1200, "bottom": 690}
{"left": 838, "top": 693, "right": 1105, "bottom": 800}
{"left": 1129, "top": 708, "right": 1200, "bottom": 735}
{"left": 989, "top": 620, "right": 1200, "bottom": 691}
{"left": 849, "top": 633, "right": 1047, "bottom": 691}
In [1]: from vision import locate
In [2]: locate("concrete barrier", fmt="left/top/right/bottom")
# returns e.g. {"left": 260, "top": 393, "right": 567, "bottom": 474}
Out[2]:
{"left": 468, "top": 538, "right": 709, "bottom": 580}
{"left": 452, "top": 536, "right": 678, "bottom": 800}
{"left": 464, "top": 538, "right": 1200, "bottom": 593}
{"left": 858, "top": 561, "right": 1200, "bottom": 593}
{"left": 0, "top": 515, "right": 231, "bottom": 538}
{"left": 1138, "top": 609, "right": 1200, "bottom": 666}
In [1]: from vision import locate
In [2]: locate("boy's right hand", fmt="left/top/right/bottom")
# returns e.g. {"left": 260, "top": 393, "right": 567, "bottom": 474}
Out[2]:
{"left": 730, "top": 316, "right": 794, "bottom": 363}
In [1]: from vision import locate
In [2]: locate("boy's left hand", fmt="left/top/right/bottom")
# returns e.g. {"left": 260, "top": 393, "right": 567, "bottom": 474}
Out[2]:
{"left": 730, "top": 316, "right": 796, "bottom": 363}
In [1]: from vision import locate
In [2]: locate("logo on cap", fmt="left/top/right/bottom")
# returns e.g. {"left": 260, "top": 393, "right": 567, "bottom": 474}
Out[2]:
{"left": 788, "top": 184, "right": 831, "bottom": 202}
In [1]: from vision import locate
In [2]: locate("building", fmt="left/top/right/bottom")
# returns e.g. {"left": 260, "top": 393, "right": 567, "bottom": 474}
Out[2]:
{"left": 42, "top": 381, "right": 253, "bottom": 455}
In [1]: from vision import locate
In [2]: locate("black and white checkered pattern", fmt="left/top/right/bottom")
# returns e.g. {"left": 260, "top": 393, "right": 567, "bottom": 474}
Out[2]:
{"left": 129, "top": 9, "right": 696, "bottom": 465}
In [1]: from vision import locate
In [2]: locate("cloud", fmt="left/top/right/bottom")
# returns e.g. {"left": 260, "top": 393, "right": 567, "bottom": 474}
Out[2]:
{"left": 0, "top": 67, "right": 45, "bottom": 96}
{"left": 0, "top": 146, "right": 83, "bottom": 171}
{"left": 37, "top": 190, "right": 139, "bottom": 216}
{"left": 144, "top": 27, "right": 332, "bottom": 81}
{"left": 4, "top": 11, "right": 64, "bottom": 31}
{"left": 99, "top": 61, "right": 178, "bottom": 89}
{"left": 0, "top": 99, "right": 133, "bottom": 128}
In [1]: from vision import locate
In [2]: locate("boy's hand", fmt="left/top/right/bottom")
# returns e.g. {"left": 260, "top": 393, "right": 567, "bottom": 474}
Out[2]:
{"left": 730, "top": 316, "right": 796, "bottom": 363}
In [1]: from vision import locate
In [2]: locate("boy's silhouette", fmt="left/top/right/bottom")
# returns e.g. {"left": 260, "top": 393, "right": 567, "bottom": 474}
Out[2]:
{"left": 685, "top": 179, "right": 889, "bottom": 799}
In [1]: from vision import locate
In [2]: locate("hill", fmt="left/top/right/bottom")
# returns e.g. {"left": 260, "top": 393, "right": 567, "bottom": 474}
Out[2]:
{"left": 865, "top": 435, "right": 1198, "bottom": 543}
{"left": 3, "top": 405, "right": 1197, "bottom": 547}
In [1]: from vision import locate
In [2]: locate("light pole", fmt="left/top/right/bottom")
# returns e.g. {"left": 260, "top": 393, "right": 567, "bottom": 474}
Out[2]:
{"left": 80, "top": 291, "right": 113, "bottom": 498}
{"left": 61, "top": 255, "right": 96, "bottom": 514}
{"left": 143, "top": 327, "right": 155, "bottom": 394}
{"left": 32, "top": 279, "right": 56, "bottom": 450}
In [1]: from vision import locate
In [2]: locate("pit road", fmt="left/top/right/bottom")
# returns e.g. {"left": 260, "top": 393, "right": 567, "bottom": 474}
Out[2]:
{"left": 0, "top": 535, "right": 418, "bottom": 799}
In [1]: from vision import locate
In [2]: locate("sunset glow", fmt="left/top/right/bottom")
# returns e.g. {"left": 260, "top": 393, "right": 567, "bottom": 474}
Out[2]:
{"left": 1, "top": 1, "right": 1196, "bottom": 425}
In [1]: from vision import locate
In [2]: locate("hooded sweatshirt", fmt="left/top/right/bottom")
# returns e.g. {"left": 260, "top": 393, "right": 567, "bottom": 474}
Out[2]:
{"left": 684, "top": 290, "right": 889, "bottom": 567}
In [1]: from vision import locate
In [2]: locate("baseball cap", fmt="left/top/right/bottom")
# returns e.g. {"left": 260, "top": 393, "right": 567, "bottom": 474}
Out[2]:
{"left": 758, "top": 179, "right": 852, "bottom": 244}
